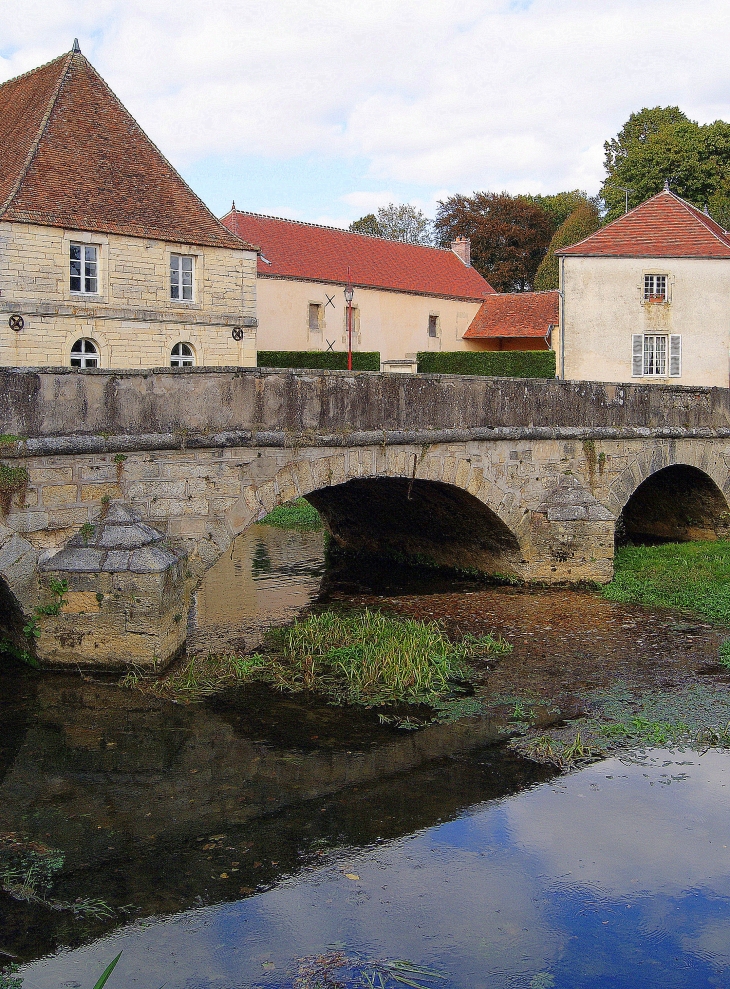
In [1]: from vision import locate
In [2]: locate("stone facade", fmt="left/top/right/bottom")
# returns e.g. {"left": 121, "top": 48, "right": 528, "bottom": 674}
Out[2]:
{"left": 0, "top": 222, "right": 258, "bottom": 368}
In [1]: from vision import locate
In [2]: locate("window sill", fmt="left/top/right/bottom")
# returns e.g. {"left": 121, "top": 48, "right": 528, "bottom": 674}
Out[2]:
{"left": 641, "top": 298, "right": 670, "bottom": 305}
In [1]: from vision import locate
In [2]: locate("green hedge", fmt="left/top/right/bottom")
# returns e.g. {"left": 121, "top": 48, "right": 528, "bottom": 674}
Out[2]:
{"left": 258, "top": 351, "right": 380, "bottom": 371}
{"left": 417, "top": 350, "right": 556, "bottom": 378}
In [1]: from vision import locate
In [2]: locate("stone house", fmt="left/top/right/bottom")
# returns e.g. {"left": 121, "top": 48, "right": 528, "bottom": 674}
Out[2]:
{"left": 0, "top": 43, "right": 258, "bottom": 370}
{"left": 221, "top": 210, "right": 493, "bottom": 370}
{"left": 463, "top": 290, "right": 558, "bottom": 351}
{"left": 555, "top": 186, "right": 730, "bottom": 386}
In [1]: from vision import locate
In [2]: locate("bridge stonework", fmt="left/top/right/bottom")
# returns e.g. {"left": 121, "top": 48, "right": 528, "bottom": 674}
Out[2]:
{"left": 2, "top": 368, "right": 730, "bottom": 668}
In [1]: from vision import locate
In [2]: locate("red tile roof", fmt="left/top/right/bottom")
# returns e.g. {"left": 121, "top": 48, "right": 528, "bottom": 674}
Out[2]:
{"left": 222, "top": 211, "right": 495, "bottom": 299}
{"left": 556, "top": 189, "right": 730, "bottom": 259}
{"left": 0, "top": 49, "right": 250, "bottom": 251}
{"left": 464, "top": 290, "right": 559, "bottom": 339}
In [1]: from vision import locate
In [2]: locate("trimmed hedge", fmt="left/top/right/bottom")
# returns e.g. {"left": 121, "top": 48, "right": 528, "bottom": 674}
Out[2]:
{"left": 258, "top": 351, "right": 380, "bottom": 371}
{"left": 417, "top": 350, "right": 556, "bottom": 378}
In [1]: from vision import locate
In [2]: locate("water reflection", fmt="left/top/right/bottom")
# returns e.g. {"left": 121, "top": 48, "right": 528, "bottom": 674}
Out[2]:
{"left": 191, "top": 525, "right": 326, "bottom": 654}
{"left": 14, "top": 749, "right": 730, "bottom": 988}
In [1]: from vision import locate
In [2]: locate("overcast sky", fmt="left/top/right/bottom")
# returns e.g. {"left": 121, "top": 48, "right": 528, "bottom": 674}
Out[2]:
{"left": 2, "top": 0, "right": 729, "bottom": 227}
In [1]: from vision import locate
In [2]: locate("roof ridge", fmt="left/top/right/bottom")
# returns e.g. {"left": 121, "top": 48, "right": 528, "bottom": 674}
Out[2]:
{"left": 225, "top": 208, "right": 453, "bottom": 253}
{"left": 79, "top": 59, "right": 254, "bottom": 251}
{"left": 0, "top": 50, "right": 73, "bottom": 217}
{"left": 672, "top": 193, "right": 730, "bottom": 244}
{"left": 0, "top": 50, "right": 69, "bottom": 93}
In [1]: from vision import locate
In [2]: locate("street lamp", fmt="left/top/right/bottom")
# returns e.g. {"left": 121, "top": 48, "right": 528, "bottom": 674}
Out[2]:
{"left": 344, "top": 266, "right": 354, "bottom": 371}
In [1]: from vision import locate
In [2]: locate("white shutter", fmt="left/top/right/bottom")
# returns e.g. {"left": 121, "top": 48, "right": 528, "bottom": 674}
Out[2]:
{"left": 632, "top": 334, "right": 644, "bottom": 376}
{"left": 669, "top": 335, "right": 682, "bottom": 376}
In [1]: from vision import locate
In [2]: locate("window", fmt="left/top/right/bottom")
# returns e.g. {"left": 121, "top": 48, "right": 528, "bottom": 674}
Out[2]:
{"left": 171, "top": 342, "right": 195, "bottom": 367}
{"left": 308, "top": 303, "right": 323, "bottom": 333}
{"left": 70, "top": 243, "right": 98, "bottom": 294}
{"left": 342, "top": 305, "right": 360, "bottom": 345}
{"left": 428, "top": 314, "right": 439, "bottom": 338}
{"left": 632, "top": 334, "right": 681, "bottom": 377}
{"left": 70, "top": 338, "right": 99, "bottom": 368}
{"left": 170, "top": 254, "right": 194, "bottom": 300}
{"left": 644, "top": 274, "right": 668, "bottom": 302}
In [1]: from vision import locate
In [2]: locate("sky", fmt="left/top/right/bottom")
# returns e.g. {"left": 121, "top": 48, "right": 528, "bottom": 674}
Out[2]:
{"left": 1, "top": 0, "right": 730, "bottom": 228}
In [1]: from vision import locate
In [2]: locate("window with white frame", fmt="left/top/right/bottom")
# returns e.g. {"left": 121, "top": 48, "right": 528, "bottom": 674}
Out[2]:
{"left": 632, "top": 333, "right": 681, "bottom": 377}
{"left": 170, "top": 342, "right": 195, "bottom": 367}
{"left": 170, "top": 254, "right": 194, "bottom": 301}
{"left": 643, "top": 273, "right": 668, "bottom": 302}
{"left": 70, "top": 338, "right": 99, "bottom": 368}
{"left": 70, "top": 243, "right": 98, "bottom": 294}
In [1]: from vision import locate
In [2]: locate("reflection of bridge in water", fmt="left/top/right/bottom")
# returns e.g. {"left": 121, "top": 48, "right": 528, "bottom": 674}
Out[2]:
{"left": 0, "top": 670, "right": 548, "bottom": 958}
{"left": 2, "top": 367, "right": 730, "bottom": 665}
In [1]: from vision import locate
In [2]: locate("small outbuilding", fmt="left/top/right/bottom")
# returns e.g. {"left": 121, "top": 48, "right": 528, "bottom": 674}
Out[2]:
{"left": 463, "top": 290, "right": 558, "bottom": 352}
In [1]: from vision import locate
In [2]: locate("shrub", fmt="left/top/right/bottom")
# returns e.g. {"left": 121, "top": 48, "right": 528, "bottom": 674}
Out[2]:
{"left": 417, "top": 350, "right": 556, "bottom": 378}
{"left": 258, "top": 351, "right": 380, "bottom": 371}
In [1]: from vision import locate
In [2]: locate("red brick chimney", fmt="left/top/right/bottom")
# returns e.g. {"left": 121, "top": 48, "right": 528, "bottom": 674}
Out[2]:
{"left": 451, "top": 236, "right": 471, "bottom": 266}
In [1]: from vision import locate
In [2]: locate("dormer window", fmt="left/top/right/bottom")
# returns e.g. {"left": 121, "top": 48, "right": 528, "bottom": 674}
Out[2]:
{"left": 70, "top": 243, "right": 98, "bottom": 294}
{"left": 170, "top": 254, "right": 194, "bottom": 301}
{"left": 644, "top": 274, "right": 667, "bottom": 302}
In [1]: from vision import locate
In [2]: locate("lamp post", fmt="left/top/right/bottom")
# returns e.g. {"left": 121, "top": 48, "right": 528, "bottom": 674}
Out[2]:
{"left": 344, "top": 267, "right": 354, "bottom": 371}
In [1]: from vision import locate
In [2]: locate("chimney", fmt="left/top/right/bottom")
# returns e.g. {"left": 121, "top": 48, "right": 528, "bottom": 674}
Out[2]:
{"left": 451, "top": 236, "right": 470, "bottom": 266}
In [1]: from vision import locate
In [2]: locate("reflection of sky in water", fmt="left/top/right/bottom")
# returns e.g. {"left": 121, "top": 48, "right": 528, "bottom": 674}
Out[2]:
{"left": 20, "top": 750, "right": 730, "bottom": 988}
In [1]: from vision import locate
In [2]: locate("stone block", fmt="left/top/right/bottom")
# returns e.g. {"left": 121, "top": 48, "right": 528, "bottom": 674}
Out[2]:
{"left": 80, "top": 483, "right": 122, "bottom": 502}
{"left": 42, "top": 484, "right": 78, "bottom": 507}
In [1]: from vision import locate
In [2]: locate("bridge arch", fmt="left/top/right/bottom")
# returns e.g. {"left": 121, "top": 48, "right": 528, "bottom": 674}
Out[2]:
{"left": 0, "top": 527, "right": 39, "bottom": 655}
{"left": 217, "top": 448, "right": 526, "bottom": 580}
{"left": 613, "top": 459, "right": 730, "bottom": 545}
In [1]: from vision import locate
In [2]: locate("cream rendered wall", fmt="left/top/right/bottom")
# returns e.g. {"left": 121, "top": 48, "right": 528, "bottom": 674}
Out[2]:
{"left": 558, "top": 255, "right": 730, "bottom": 387}
{"left": 255, "top": 275, "right": 483, "bottom": 364}
{"left": 0, "top": 221, "right": 258, "bottom": 368}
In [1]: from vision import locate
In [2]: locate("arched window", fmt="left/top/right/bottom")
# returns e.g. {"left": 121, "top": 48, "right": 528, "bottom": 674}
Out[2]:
{"left": 171, "top": 342, "right": 195, "bottom": 367}
{"left": 70, "top": 338, "right": 99, "bottom": 368}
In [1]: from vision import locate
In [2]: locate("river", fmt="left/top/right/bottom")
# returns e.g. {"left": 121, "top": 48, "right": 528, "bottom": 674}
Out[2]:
{"left": 1, "top": 525, "right": 730, "bottom": 987}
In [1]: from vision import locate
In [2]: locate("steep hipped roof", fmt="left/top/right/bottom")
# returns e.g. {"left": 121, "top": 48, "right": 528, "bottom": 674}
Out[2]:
{"left": 0, "top": 48, "right": 250, "bottom": 250}
{"left": 222, "top": 210, "right": 495, "bottom": 299}
{"left": 556, "top": 189, "right": 730, "bottom": 259}
{"left": 464, "top": 290, "right": 559, "bottom": 339}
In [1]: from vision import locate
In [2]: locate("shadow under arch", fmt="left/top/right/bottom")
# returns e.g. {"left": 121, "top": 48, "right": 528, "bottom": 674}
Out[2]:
{"left": 0, "top": 575, "right": 30, "bottom": 662}
{"left": 617, "top": 464, "right": 730, "bottom": 546}
{"left": 306, "top": 476, "right": 523, "bottom": 576}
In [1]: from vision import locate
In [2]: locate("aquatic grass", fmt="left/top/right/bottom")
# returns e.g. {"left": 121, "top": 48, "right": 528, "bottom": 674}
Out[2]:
{"left": 604, "top": 541, "right": 730, "bottom": 625}
{"left": 294, "top": 952, "right": 446, "bottom": 989}
{"left": 264, "top": 609, "right": 510, "bottom": 706}
{"left": 261, "top": 498, "right": 323, "bottom": 531}
{"left": 120, "top": 653, "right": 270, "bottom": 699}
{"left": 719, "top": 639, "right": 730, "bottom": 668}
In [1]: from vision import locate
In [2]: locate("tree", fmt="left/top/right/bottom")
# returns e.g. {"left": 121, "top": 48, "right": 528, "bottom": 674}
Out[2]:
{"left": 349, "top": 213, "right": 381, "bottom": 238}
{"left": 600, "top": 106, "right": 730, "bottom": 225}
{"left": 522, "top": 190, "right": 594, "bottom": 231}
{"left": 533, "top": 202, "right": 601, "bottom": 290}
{"left": 434, "top": 192, "right": 554, "bottom": 291}
{"left": 348, "top": 203, "right": 434, "bottom": 245}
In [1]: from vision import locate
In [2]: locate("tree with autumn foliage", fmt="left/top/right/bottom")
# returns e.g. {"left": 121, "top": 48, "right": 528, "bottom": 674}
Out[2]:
{"left": 434, "top": 192, "right": 554, "bottom": 291}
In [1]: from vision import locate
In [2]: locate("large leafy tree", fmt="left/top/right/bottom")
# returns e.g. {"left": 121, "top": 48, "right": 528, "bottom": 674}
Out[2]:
{"left": 533, "top": 202, "right": 601, "bottom": 290}
{"left": 434, "top": 192, "right": 554, "bottom": 291}
{"left": 601, "top": 106, "right": 730, "bottom": 226}
{"left": 349, "top": 203, "right": 434, "bottom": 245}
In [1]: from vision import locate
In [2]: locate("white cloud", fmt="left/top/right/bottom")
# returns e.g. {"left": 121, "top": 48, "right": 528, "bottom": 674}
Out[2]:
{"left": 2, "top": 0, "right": 730, "bottom": 212}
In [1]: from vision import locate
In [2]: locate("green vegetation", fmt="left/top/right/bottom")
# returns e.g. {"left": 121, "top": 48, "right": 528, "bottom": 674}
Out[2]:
{"left": 1, "top": 953, "right": 121, "bottom": 989}
{"left": 261, "top": 497, "right": 323, "bottom": 531}
{"left": 533, "top": 202, "right": 601, "bottom": 290}
{"left": 604, "top": 541, "right": 730, "bottom": 625}
{"left": 122, "top": 610, "right": 511, "bottom": 711}
{"left": 258, "top": 351, "right": 380, "bottom": 371}
{"left": 0, "top": 462, "right": 29, "bottom": 515}
{"left": 0, "top": 435, "right": 23, "bottom": 448}
{"left": 417, "top": 351, "right": 555, "bottom": 378}
{"left": 294, "top": 951, "right": 447, "bottom": 989}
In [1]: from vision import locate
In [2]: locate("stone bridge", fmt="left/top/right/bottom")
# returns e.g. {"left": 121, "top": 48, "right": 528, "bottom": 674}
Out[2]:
{"left": 2, "top": 367, "right": 730, "bottom": 668}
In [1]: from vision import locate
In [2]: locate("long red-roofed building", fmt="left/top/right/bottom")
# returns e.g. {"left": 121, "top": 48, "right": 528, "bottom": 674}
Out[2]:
{"left": 553, "top": 186, "right": 730, "bottom": 386}
{"left": 0, "top": 44, "right": 258, "bottom": 370}
{"left": 222, "top": 209, "right": 494, "bottom": 368}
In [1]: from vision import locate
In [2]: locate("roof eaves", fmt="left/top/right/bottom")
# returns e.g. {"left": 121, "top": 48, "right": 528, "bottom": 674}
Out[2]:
{"left": 256, "top": 269, "right": 488, "bottom": 301}
{"left": 0, "top": 51, "right": 73, "bottom": 218}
